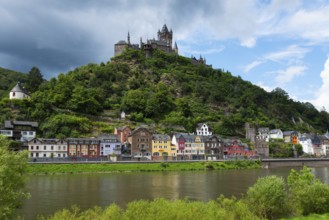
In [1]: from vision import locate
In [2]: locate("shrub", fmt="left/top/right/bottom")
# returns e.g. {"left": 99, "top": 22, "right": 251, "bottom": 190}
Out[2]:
{"left": 288, "top": 166, "right": 329, "bottom": 215}
{"left": 245, "top": 175, "right": 289, "bottom": 219}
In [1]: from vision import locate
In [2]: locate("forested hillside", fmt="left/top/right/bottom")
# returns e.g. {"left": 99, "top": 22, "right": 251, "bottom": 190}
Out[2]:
{"left": 1, "top": 49, "right": 329, "bottom": 138}
{"left": 0, "top": 67, "right": 27, "bottom": 98}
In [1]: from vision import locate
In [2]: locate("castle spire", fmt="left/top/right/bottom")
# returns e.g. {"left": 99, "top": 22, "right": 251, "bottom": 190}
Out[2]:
{"left": 127, "top": 32, "right": 131, "bottom": 45}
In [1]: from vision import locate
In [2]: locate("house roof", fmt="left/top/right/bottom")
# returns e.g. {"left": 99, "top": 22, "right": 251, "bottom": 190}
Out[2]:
{"left": 10, "top": 82, "right": 29, "bottom": 94}
{"left": 269, "top": 129, "right": 282, "bottom": 134}
{"left": 153, "top": 134, "right": 171, "bottom": 141}
{"left": 311, "top": 135, "right": 321, "bottom": 145}
{"left": 283, "top": 131, "right": 297, "bottom": 136}
{"left": 325, "top": 130, "right": 329, "bottom": 138}
{"left": 258, "top": 127, "right": 269, "bottom": 133}
{"left": 28, "top": 138, "right": 67, "bottom": 144}
{"left": 205, "top": 135, "right": 222, "bottom": 142}
{"left": 115, "top": 126, "right": 131, "bottom": 132}
{"left": 97, "top": 133, "right": 120, "bottom": 141}
{"left": 4, "top": 120, "right": 38, "bottom": 129}
{"left": 129, "top": 127, "right": 151, "bottom": 136}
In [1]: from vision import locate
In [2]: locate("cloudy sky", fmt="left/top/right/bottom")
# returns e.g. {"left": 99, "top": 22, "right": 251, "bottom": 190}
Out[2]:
{"left": 1, "top": 0, "right": 329, "bottom": 110}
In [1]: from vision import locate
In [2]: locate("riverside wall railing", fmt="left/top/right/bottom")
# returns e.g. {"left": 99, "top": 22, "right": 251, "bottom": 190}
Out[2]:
{"left": 261, "top": 158, "right": 329, "bottom": 168}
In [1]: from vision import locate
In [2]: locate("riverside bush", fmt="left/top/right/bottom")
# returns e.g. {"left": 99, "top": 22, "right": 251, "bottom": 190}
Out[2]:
{"left": 245, "top": 175, "right": 289, "bottom": 219}
{"left": 288, "top": 166, "right": 329, "bottom": 215}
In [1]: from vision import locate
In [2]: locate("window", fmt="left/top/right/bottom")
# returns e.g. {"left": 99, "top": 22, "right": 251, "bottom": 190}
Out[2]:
{"left": 13, "top": 92, "right": 15, "bottom": 97}
{"left": 31, "top": 146, "right": 34, "bottom": 150}
{"left": 23, "top": 131, "right": 27, "bottom": 135}
{"left": 43, "top": 154, "right": 46, "bottom": 157}
{"left": 63, "top": 146, "right": 66, "bottom": 150}
{"left": 51, "top": 146, "right": 54, "bottom": 150}
{"left": 36, "top": 146, "right": 39, "bottom": 150}
{"left": 29, "top": 131, "right": 33, "bottom": 135}
{"left": 36, "top": 153, "right": 39, "bottom": 157}
{"left": 44, "top": 146, "right": 46, "bottom": 150}
{"left": 153, "top": 152, "right": 159, "bottom": 156}
{"left": 59, "top": 146, "right": 61, "bottom": 150}
{"left": 30, "top": 153, "right": 33, "bottom": 157}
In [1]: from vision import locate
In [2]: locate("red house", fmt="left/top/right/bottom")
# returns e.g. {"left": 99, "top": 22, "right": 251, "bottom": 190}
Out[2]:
{"left": 224, "top": 140, "right": 257, "bottom": 159}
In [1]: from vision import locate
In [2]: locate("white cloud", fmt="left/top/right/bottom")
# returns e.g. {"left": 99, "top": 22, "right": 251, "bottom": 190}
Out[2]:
{"left": 240, "top": 38, "right": 256, "bottom": 48}
{"left": 313, "top": 57, "right": 329, "bottom": 111}
{"left": 275, "top": 65, "right": 307, "bottom": 84}
{"left": 244, "top": 60, "right": 265, "bottom": 73}
{"left": 244, "top": 45, "right": 309, "bottom": 73}
{"left": 281, "top": 5, "right": 329, "bottom": 43}
{"left": 265, "top": 45, "right": 310, "bottom": 64}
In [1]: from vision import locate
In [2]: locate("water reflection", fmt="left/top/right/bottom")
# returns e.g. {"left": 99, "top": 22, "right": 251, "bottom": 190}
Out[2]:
{"left": 18, "top": 167, "right": 329, "bottom": 220}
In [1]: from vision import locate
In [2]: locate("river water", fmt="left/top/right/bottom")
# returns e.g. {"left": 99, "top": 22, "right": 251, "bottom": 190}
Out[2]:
{"left": 18, "top": 167, "right": 329, "bottom": 219}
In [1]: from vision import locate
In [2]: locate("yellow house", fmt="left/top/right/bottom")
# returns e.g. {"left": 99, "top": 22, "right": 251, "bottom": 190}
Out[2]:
{"left": 152, "top": 134, "right": 176, "bottom": 161}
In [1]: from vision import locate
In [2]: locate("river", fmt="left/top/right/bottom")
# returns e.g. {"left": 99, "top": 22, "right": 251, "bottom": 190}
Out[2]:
{"left": 18, "top": 167, "right": 329, "bottom": 219}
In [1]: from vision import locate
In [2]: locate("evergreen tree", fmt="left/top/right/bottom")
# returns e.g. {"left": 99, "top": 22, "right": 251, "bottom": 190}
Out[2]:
{"left": 26, "top": 67, "right": 44, "bottom": 93}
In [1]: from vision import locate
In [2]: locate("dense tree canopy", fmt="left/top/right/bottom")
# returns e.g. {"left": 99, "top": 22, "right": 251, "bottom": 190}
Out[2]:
{"left": 26, "top": 67, "right": 44, "bottom": 93}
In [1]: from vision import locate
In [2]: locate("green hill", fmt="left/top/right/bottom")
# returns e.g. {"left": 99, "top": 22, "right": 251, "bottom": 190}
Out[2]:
{"left": 1, "top": 49, "right": 328, "bottom": 138}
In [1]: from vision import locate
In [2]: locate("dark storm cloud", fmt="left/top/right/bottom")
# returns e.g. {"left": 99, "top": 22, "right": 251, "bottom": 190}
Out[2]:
{"left": 0, "top": 0, "right": 222, "bottom": 78}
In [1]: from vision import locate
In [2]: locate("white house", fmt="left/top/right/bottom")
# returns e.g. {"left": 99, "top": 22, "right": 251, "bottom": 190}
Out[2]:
{"left": 196, "top": 123, "right": 212, "bottom": 136}
{"left": 28, "top": 138, "right": 67, "bottom": 158}
{"left": 298, "top": 135, "right": 313, "bottom": 155}
{"left": 98, "top": 134, "right": 121, "bottom": 156}
{"left": 257, "top": 127, "right": 270, "bottom": 142}
{"left": 9, "top": 82, "right": 30, "bottom": 99}
{"left": 269, "top": 129, "right": 283, "bottom": 140}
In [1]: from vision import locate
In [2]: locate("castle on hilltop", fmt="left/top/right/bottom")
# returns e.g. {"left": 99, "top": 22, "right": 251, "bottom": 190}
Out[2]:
{"left": 115, "top": 24, "right": 178, "bottom": 57}
{"left": 114, "top": 24, "right": 209, "bottom": 66}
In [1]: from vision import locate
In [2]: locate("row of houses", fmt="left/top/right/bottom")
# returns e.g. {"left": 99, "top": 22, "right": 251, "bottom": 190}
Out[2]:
{"left": 16, "top": 123, "right": 256, "bottom": 161}
{"left": 3, "top": 119, "right": 328, "bottom": 160}
{"left": 27, "top": 125, "right": 258, "bottom": 161}
{"left": 247, "top": 124, "right": 329, "bottom": 157}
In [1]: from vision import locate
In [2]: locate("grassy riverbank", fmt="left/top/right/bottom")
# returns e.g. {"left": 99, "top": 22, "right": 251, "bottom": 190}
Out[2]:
{"left": 26, "top": 160, "right": 261, "bottom": 174}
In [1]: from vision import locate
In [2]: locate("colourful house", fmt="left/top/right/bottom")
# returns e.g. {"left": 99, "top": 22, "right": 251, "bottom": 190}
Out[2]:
{"left": 67, "top": 138, "right": 100, "bottom": 158}
{"left": 223, "top": 140, "right": 257, "bottom": 159}
{"left": 128, "top": 127, "right": 152, "bottom": 160}
{"left": 152, "top": 134, "right": 176, "bottom": 160}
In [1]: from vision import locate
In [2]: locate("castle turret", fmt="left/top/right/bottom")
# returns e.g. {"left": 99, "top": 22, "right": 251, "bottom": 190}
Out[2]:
{"left": 127, "top": 32, "right": 131, "bottom": 45}
{"left": 174, "top": 42, "right": 178, "bottom": 54}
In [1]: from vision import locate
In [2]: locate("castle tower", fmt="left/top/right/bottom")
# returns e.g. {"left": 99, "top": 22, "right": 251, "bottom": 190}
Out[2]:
{"left": 158, "top": 24, "right": 172, "bottom": 47}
